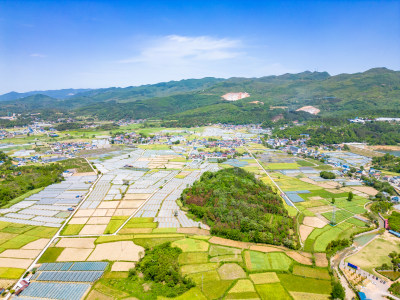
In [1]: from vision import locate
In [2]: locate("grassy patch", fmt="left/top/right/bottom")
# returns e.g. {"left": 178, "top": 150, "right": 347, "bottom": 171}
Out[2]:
{"left": 346, "top": 235, "right": 400, "bottom": 274}
{"left": 61, "top": 224, "right": 85, "bottom": 235}
{"left": 278, "top": 274, "right": 332, "bottom": 294}
{"left": 245, "top": 251, "right": 293, "bottom": 272}
{"left": 172, "top": 238, "right": 209, "bottom": 252}
{"left": 292, "top": 265, "right": 331, "bottom": 280}
{"left": 0, "top": 267, "right": 25, "bottom": 279}
{"left": 255, "top": 283, "right": 292, "bottom": 300}
{"left": 38, "top": 247, "right": 64, "bottom": 263}
{"left": 178, "top": 252, "right": 209, "bottom": 265}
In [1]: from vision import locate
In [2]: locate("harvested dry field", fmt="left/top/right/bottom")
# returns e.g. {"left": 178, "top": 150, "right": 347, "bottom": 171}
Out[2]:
{"left": 303, "top": 216, "right": 327, "bottom": 228}
{"left": 87, "top": 241, "right": 144, "bottom": 261}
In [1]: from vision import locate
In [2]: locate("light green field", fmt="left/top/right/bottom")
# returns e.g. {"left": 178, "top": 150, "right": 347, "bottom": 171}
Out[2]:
{"left": 209, "top": 245, "right": 242, "bottom": 256}
{"left": 178, "top": 252, "right": 209, "bottom": 265}
{"left": 322, "top": 209, "right": 353, "bottom": 223}
{"left": 278, "top": 274, "right": 332, "bottom": 294}
{"left": 104, "top": 216, "right": 129, "bottom": 234}
{"left": 245, "top": 251, "right": 292, "bottom": 271}
{"left": 95, "top": 235, "right": 134, "bottom": 244}
{"left": 0, "top": 267, "right": 25, "bottom": 279}
{"left": 138, "top": 144, "right": 171, "bottom": 150}
{"left": 181, "top": 263, "right": 219, "bottom": 275}
{"left": 265, "top": 163, "right": 300, "bottom": 170}
{"left": 61, "top": 224, "right": 85, "bottom": 235}
{"left": 158, "top": 287, "right": 207, "bottom": 300}
{"left": 228, "top": 279, "right": 255, "bottom": 293}
{"left": 38, "top": 247, "right": 64, "bottom": 263}
{"left": 172, "top": 238, "right": 209, "bottom": 252}
{"left": 255, "top": 283, "right": 292, "bottom": 300}
{"left": 292, "top": 265, "right": 331, "bottom": 280}
{"left": 249, "top": 272, "right": 280, "bottom": 284}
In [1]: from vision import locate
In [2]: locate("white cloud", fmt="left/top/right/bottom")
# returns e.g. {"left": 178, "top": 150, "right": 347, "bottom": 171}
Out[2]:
{"left": 119, "top": 35, "right": 243, "bottom": 64}
{"left": 30, "top": 53, "right": 46, "bottom": 58}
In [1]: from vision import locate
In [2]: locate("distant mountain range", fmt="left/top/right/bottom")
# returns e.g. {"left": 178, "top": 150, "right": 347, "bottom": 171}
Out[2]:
{"left": 1, "top": 68, "right": 399, "bottom": 125}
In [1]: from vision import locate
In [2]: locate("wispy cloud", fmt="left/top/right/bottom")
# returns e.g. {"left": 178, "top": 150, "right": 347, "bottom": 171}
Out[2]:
{"left": 30, "top": 53, "right": 46, "bottom": 58}
{"left": 119, "top": 35, "right": 243, "bottom": 64}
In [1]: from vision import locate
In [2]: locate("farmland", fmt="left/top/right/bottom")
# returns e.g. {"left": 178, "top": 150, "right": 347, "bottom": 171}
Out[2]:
{"left": 0, "top": 124, "right": 391, "bottom": 299}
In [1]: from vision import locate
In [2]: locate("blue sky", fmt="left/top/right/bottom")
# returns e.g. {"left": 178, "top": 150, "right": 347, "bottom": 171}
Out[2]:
{"left": 0, "top": 0, "right": 399, "bottom": 93}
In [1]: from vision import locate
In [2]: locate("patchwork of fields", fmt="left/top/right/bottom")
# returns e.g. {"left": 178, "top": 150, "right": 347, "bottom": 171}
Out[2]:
{"left": 0, "top": 134, "right": 387, "bottom": 299}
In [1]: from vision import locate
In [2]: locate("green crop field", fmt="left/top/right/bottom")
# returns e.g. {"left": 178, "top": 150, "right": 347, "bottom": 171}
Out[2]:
{"left": 292, "top": 265, "right": 331, "bottom": 280}
{"left": 60, "top": 224, "right": 84, "bottom": 235}
{"left": 133, "top": 236, "right": 184, "bottom": 248}
{"left": 249, "top": 272, "right": 280, "bottom": 284}
{"left": 322, "top": 209, "right": 353, "bottom": 223}
{"left": 346, "top": 217, "right": 368, "bottom": 227}
{"left": 209, "top": 254, "right": 242, "bottom": 263}
{"left": 38, "top": 247, "right": 64, "bottom": 263}
{"left": 178, "top": 252, "right": 209, "bottom": 265}
{"left": 245, "top": 251, "right": 292, "bottom": 271}
{"left": 265, "top": 163, "right": 300, "bottom": 170}
{"left": 209, "top": 245, "right": 242, "bottom": 256}
{"left": 278, "top": 274, "right": 332, "bottom": 294}
{"left": 228, "top": 279, "right": 255, "bottom": 293}
{"left": 172, "top": 238, "right": 209, "bottom": 252}
{"left": 255, "top": 283, "right": 292, "bottom": 300}
{"left": 0, "top": 267, "right": 25, "bottom": 279}
{"left": 313, "top": 223, "right": 352, "bottom": 252}
{"left": 181, "top": 263, "right": 219, "bottom": 275}
{"left": 104, "top": 216, "right": 129, "bottom": 234}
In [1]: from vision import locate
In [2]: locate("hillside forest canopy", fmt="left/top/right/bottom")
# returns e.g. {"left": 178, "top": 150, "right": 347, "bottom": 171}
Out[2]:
{"left": 180, "top": 167, "right": 298, "bottom": 248}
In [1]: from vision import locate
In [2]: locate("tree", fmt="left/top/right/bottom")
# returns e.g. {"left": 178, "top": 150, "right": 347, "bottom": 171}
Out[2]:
{"left": 331, "top": 197, "right": 335, "bottom": 204}
{"left": 331, "top": 281, "right": 345, "bottom": 300}
{"left": 347, "top": 191, "right": 354, "bottom": 202}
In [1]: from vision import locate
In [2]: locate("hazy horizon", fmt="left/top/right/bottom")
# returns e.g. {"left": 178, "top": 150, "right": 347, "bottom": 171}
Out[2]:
{"left": 1, "top": 0, "right": 399, "bottom": 94}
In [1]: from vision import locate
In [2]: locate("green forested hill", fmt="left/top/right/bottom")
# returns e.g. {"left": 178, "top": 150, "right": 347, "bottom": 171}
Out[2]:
{"left": 180, "top": 168, "right": 297, "bottom": 247}
{"left": 1, "top": 68, "right": 399, "bottom": 124}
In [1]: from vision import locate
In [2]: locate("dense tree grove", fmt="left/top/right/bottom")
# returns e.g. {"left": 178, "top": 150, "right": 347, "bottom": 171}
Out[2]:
{"left": 130, "top": 243, "right": 194, "bottom": 297}
{"left": 388, "top": 212, "right": 400, "bottom": 232}
{"left": 373, "top": 153, "right": 400, "bottom": 174}
{"left": 180, "top": 168, "right": 297, "bottom": 248}
{"left": 0, "top": 153, "right": 64, "bottom": 206}
{"left": 320, "top": 171, "right": 336, "bottom": 179}
{"left": 274, "top": 122, "right": 400, "bottom": 146}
